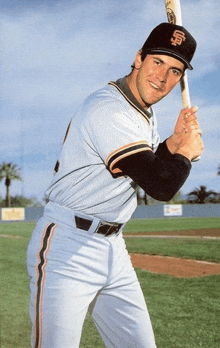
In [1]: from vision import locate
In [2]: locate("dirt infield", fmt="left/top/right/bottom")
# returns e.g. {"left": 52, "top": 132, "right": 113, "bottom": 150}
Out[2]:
{"left": 128, "top": 228, "right": 220, "bottom": 278}
{"left": 130, "top": 253, "right": 220, "bottom": 278}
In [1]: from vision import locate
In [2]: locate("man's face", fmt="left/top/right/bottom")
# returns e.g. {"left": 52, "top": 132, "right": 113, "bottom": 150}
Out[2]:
{"left": 130, "top": 53, "right": 185, "bottom": 109}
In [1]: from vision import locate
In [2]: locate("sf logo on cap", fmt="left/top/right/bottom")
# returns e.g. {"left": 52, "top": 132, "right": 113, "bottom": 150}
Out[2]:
{"left": 171, "top": 30, "right": 186, "bottom": 46}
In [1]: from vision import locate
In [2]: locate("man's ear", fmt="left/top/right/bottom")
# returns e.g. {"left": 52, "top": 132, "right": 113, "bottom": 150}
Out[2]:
{"left": 134, "top": 50, "right": 142, "bottom": 69}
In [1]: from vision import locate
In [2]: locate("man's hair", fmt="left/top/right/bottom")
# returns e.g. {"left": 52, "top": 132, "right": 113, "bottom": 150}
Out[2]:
{"left": 131, "top": 49, "right": 186, "bottom": 74}
{"left": 140, "top": 49, "right": 147, "bottom": 62}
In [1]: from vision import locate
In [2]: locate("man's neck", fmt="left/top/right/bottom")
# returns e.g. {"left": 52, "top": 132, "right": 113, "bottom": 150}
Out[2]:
{"left": 126, "top": 73, "right": 151, "bottom": 111}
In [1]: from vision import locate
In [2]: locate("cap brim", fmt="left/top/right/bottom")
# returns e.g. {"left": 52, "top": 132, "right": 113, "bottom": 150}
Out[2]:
{"left": 144, "top": 48, "right": 193, "bottom": 70}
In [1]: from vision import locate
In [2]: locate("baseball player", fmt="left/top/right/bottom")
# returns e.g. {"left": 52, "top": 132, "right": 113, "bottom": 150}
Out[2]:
{"left": 27, "top": 23, "right": 203, "bottom": 348}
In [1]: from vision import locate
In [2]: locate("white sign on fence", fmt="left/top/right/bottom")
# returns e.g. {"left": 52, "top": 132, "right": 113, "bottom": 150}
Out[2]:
{"left": 163, "top": 205, "right": 182, "bottom": 217}
{"left": 1, "top": 208, "right": 25, "bottom": 221}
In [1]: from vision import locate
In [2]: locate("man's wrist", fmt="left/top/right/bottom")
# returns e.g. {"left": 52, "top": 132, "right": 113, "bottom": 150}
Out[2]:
{"left": 175, "top": 149, "right": 192, "bottom": 161}
{"left": 166, "top": 135, "right": 192, "bottom": 161}
{"left": 166, "top": 135, "right": 178, "bottom": 155}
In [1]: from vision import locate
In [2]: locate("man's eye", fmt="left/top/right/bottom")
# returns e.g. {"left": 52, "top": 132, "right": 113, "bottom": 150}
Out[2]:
{"left": 172, "top": 69, "right": 181, "bottom": 76}
{"left": 154, "top": 60, "right": 161, "bottom": 65}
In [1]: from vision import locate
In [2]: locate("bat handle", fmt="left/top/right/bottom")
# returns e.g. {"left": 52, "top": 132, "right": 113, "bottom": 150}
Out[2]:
{"left": 180, "top": 75, "right": 201, "bottom": 162}
{"left": 180, "top": 74, "right": 191, "bottom": 108}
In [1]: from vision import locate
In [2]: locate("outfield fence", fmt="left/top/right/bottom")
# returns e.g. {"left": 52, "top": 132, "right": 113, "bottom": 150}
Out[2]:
{"left": 132, "top": 203, "right": 220, "bottom": 219}
{"left": 0, "top": 204, "right": 220, "bottom": 222}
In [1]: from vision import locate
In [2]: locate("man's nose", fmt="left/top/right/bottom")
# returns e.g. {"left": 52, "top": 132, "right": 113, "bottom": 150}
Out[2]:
{"left": 156, "top": 67, "right": 168, "bottom": 83}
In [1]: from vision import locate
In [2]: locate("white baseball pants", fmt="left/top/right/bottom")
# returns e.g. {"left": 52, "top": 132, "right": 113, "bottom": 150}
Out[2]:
{"left": 27, "top": 202, "right": 156, "bottom": 348}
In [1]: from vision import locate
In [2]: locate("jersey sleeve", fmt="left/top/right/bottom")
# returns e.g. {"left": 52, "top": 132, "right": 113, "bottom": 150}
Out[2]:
{"left": 86, "top": 97, "right": 153, "bottom": 176}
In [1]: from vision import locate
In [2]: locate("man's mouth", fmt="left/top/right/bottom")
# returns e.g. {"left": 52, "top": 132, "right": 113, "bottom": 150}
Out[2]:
{"left": 149, "top": 81, "right": 159, "bottom": 90}
{"left": 149, "top": 81, "right": 164, "bottom": 92}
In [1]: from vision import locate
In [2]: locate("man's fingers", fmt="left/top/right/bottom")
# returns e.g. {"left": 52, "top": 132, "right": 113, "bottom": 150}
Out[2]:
{"left": 185, "top": 114, "right": 198, "bottom": 123}
{"left": 184, "top": 106, "right": 201, "bottom": 132}
{"left": 190, "top": 105, "right": 198, "bottom": 113}
{"left": 175, "top": 106, "right": 200, "bottom": 136}
{"left": 186, "top": 126, "right": 202, "bottom": 133}
{"left": 184, "top": 106, "right": 198, "bottom": 119}
{"left": 186, "top": 105, "right": 198, "bottom": 114}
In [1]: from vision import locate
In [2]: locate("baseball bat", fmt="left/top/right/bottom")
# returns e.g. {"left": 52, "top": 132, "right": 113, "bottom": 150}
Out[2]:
{"left": 164, "top": 0, "right": 200, "bottom": 161}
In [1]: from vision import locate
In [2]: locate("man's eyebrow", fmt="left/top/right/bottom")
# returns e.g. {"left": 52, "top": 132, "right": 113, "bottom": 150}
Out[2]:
{"left": 153, "top": 56, "right": 184, "bottom": 73}
{"left": 153, "top": 57, "right": 164, "bottom": 64}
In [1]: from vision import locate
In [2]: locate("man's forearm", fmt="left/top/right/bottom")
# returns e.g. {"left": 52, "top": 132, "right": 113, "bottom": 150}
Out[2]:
{"left": 114, "top": 142, "right": 191, "bottom": 201}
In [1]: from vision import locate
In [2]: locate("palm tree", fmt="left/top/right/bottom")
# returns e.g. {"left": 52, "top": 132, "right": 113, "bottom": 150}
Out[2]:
{"left": 187, "top": 185, "right": 218, "bottom": 204}
{"left": 0, "top": 162, "right": 22, "bottom": 207}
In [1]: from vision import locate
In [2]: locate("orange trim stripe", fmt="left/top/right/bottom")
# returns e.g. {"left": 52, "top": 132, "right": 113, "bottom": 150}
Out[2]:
{"left": 34, "top": 223, "right": 57, "bottom": 348}
{"left": 105, "top": 141, "right": 150, "bottom": 165}
{"left": 105, "top": 142, "right": 152, "bottom": 176}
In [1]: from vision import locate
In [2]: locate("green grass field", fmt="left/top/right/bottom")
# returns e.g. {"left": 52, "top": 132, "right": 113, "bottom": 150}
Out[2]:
{"left": 123, "top": 217, "right": 220, "bottom": 233}
{"left": 0, "top": 218, "right": 220, "bottom": 347}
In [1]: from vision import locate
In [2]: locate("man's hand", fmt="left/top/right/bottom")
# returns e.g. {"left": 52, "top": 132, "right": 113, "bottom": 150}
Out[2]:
{"left": 174, "top": 106, "right": 199, "bottom": 134}
{"left": 166, "top": 106, "right": 204, "bottom": 161}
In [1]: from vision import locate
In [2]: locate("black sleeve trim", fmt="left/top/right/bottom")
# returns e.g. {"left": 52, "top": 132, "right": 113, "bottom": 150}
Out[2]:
{"left": 105, "top": 141, "right": 152, "bottom": 176}
{"left": 115, "top": 147, "right": 191, "bottom": 202}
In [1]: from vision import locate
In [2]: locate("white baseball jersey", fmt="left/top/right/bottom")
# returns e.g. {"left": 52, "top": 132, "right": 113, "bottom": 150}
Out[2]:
{"left": 45, "top": 77, "right": 160, "bottom": 223}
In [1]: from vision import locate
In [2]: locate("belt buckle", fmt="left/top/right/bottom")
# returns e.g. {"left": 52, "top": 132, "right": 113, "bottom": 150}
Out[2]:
{"left": 96, "top": 221, "right": 121, "bottom": 237}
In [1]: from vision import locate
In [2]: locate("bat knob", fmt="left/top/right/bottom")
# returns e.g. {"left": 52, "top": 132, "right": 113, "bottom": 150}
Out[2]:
{"left": 191, "top": 156, "right": 200, "bottom": 162}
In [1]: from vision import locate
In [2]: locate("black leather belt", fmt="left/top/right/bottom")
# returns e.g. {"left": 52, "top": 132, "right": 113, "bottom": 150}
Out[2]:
{"left": 75, "top": 216, "right": 122, "bottom": 237}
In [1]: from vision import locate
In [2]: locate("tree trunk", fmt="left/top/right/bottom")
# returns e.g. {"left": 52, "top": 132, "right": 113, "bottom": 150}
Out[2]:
{"left": 5, "top": 178, "right": 11, "bottom": 207}
{"left": 144, "top": 194, "right": 148, "bottom": 205}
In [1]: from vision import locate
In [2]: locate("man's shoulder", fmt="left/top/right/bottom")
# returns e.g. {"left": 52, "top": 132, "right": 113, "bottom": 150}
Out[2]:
{"left": 81, "top": 82, "right": 129, "bottom": 116}
{"left": 87, "top": 82, "right": 125, "bottom": 103}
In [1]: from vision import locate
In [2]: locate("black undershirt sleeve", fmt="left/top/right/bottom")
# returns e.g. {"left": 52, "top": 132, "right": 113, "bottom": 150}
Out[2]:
{"left": 115, "top": 140, "right": 192, "bottom": 202}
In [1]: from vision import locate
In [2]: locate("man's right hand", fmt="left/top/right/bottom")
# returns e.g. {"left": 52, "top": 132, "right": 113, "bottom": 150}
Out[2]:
{"left": 166, "top": 107, "right": 204, "bottom": 161}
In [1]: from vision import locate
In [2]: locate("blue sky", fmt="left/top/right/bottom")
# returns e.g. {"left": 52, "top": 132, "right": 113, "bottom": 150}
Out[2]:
{"left": 1, "top": 0, "right": 219, "bottom": 202}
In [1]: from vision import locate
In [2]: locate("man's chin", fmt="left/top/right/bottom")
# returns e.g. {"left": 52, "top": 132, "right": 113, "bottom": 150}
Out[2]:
{"left": 145, "top": 95, "right": 165, "bottom": 106}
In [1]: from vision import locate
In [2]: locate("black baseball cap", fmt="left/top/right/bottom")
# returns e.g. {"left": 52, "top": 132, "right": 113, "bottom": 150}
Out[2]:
{"left": 141, "top": 23, "right": 197, "bottom": 70}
